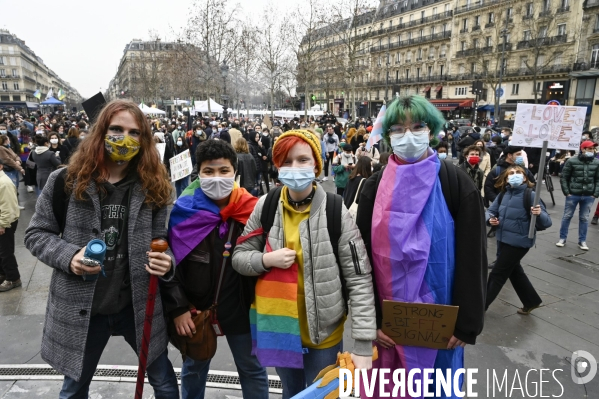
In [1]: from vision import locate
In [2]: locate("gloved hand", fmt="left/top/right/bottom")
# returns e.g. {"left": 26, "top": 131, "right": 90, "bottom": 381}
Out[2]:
{"left": 351, "top": 353, "right": 373, "bottom": 370}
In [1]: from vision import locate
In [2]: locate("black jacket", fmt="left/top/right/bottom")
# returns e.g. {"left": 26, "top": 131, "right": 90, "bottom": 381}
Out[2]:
{"left": 484, "top": 158, "right": 536, "bottom": 204}
{"left": 237, "top": 153, "right": 257, "bottom": 191}
{"left": 161, "top": 221, "right": 256, "bottom": 335}
{"left": 249, "top": 139, "right": 268, "bottom": 172}
{"left": 6, "top": 132, "right": 21, "bottom": 156}
{"left": 356, "top": 163, "right": 487, "bottom": 345}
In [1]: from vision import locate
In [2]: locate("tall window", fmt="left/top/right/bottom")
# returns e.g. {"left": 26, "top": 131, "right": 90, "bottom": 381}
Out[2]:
{"left": 0, "top": 69, "right": 5, "bottom": 77}
{"left": 488, "top": 12, "right": 494, "bottom": 24}
{"left": 543, "top": 0, "right": 550, "bottom": 12}
{"left": 462, "top": 18, "right": 468, "bottom": 30}
{"left": 554, "top": 52, "right": 563, "bottom": 66}
{"left": 539, "top": 26, "right": 548, "bottom": 38}
{"left": 526, "top": 3, "right": 533, "bottom": 16}
{"left": 471, "top": 62, "right": 476, "bottom": 73}
{"left": 418, "top": 48, "right": 422, "bottom": 59}
{"left": 591, "top": 44, "right": 599, "bottom": 67}
{"left": 1, "top": 82, "right": 7, "bottom": 90}
{"left": 461, "top": 41, "right": 467, "bottom": 51}
{"left": 486, "top": 36, "right": 492, "bottom": 47}
{"left": 507, "top": 8, "right": 513, "bottom": 18}
{"left": 428, "top": 66, "right": 432, "bottom": 77}
{"left": 473, "top": 38, "right": 479, "bottom": 48}
{"left": 440, "top": 64, "right": 445, "bottom": 76}
{"left": 511, "top": 84, "right": 519, "bottom": 95}
{"left": 524, "top": 30, "right": 531, "bottom": 41}
{"left": 431, "top": 26, "right": 436, "bottom": 35}
{"left": 557, "top": 24, "right": 566, "bottom": 36}
{"left": 520, "top": 56, "right": 528, "bottom": 69}
{"left": 13, "top": 82, "right": 19, "bottom": 90}
{"left": 11, "top": 69, "right": 17, "bottom": 77}
{"left": 433, "top": 7, "right": 437, "bottom": 16}
{"left": 474, "top": 15, "right": 480, "bottom": 26}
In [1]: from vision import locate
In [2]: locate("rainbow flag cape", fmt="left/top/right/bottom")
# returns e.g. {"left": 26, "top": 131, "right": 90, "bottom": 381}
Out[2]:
{"left": 167, "top": 179, "right": 257, "bottom": 265}
{"left": 365, "top": 153, "right": 463, "bottom": 399}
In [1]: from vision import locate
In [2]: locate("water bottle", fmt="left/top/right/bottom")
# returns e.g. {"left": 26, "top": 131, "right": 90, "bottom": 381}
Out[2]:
{"left": 82, "top": 239, "right": 106, "bottom": 281}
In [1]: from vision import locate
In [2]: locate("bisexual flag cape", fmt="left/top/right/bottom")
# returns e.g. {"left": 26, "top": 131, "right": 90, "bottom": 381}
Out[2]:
{"left": 167, "top": 179, "right": 257, "bottom": 265}
{"left": 364, "top": 153, "right": 464, "bottom": 399}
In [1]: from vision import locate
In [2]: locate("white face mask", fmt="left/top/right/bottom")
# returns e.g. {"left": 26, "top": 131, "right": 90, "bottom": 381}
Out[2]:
{"left": 200, "top": 177, "right": 235, "bottom": 200}
{"left": 50, "top": 138, "right": 59, "bottom": 145}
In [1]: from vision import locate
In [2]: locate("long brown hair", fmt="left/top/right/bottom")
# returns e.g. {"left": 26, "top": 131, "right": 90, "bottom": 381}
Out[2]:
{"left": 494, "top": 165, "right": 534, "bottom": 192}
{"left": 66, "top": 100, "right": 172, "bottom": 208}
{"left": 349, "top": 156, "right": 373, "bottom": 179}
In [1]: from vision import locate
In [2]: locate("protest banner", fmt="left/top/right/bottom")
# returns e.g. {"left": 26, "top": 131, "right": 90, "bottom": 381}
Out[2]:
{"left": 512, "top": 104, "right": 586, "bottom": 238}
{"left": 381, "top": 300, "right": 458, "bottom": 350}
{"left": 169, "top": 149, "right": 193, "bottom": 182}
{"left": 156, "top": 143, "right": 166, "bottom": 162}
{"left": 511, "top": 104, "right": 586, "bottom": 150}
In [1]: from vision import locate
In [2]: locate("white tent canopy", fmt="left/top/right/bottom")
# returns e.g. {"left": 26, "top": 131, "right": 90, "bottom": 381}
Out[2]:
{"left": 193, "top": 98, "right": 223, "bottom": 113}
{"left": 139, "top": 103, "right": 166, "bottom": 115}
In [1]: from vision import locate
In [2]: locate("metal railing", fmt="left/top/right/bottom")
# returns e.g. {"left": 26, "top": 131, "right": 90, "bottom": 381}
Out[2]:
{"left": 517, "top": 35, "right": 567, "bottom": 49}
{"left": 454, "top": 0, "right": 512, "bottom": 15}
{"left": 585, "top": 0, "right": 599, "bottom": 8}
{"left": 557, "top": 6, "right": 570, "bottom": 13}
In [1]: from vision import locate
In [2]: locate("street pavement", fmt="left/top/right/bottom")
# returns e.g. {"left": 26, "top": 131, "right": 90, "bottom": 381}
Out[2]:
{"left": 1, "top": 170, "right": 599, "bottom": 398}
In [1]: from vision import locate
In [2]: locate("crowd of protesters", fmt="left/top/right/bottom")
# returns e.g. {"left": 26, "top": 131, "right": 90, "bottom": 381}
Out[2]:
{"left": 0, "top": 95, "right": 596, "bottom": 399}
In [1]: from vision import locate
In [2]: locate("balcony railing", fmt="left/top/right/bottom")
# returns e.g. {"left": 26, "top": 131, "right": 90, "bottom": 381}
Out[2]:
{"left": 573, "top": 61, "right": 599, "bottom": 71}
{"left": 472, "top": 25, "right": 481, "bottom": 31}
{"left": 539, "top": 9, "right": 552, "bottom": 17}
{"left": 523, "top": 14, "right": 533, "bottom": 20}
{"left": 516, "top": 34, "right": 567, "bottom": 49}
{"left": 460, "top": 28, "right": 469, "bottom": 33}
{"left": 428, "top": 55, "right": 435, "bottom": 59}
{"left": 485, "top": 22, "right": 495, "bottom": 28}
{"left": 455, "top": 46, "right": 493, "bottom": 58}
{"left": 454, "top": 0, "right": 513, "bottom": 15}
{"left": 557, "top": 6, "right": 570, "bottom": 13}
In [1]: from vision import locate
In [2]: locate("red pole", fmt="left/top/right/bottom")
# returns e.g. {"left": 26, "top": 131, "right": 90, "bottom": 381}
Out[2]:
{"left": 135, "top": 238, "right": 168, "bottom": 399}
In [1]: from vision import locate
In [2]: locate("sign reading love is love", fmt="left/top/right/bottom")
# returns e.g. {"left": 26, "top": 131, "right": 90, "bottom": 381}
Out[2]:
{"left": 512, "top": 104, "right": 586, "bottom": 150}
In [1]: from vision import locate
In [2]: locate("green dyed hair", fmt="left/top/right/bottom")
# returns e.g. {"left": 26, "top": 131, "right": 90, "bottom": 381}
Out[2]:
{"left": 382, "top": 95, "right": 446, "bottom": 146}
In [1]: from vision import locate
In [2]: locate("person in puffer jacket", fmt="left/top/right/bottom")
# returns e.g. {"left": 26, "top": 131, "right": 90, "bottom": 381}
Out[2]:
{"left": 232, "top": 130, "right": 375, "bottom": 399}
{"left": 556, "top": 140, "right": 599, "bottom": 251}
{"left": 486, "top": 164, "right": 552, "bottom": 315}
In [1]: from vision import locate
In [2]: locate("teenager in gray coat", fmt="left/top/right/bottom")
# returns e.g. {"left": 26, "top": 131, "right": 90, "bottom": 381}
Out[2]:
{"left": 25, "top": 100, "right": 179, "bottom": 399}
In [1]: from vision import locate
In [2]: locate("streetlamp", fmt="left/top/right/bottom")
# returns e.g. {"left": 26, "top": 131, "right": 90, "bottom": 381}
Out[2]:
{"left": 220, "top": 61, "right": 229, "bottom": 121}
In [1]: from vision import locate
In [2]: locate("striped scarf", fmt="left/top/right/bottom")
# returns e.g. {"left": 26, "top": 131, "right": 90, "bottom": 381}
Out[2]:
{"left": 248, "top": 237, "right": 303, "bottom": 368}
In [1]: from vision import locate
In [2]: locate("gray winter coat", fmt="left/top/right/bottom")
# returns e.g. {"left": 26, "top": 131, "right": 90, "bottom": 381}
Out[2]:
{"left": 24, "top": 169, "right": 175, "bottom": 381}
{"left": 232, "top": 185, "right": 376, "bottom": 356}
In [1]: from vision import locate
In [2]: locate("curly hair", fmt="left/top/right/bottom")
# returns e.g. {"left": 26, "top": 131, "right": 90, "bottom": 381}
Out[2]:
{"left": 65, "top": 99, "right": 172, "bottom": 208}
{"left": 196, "top": 139, "right": 238, "bottom": 172}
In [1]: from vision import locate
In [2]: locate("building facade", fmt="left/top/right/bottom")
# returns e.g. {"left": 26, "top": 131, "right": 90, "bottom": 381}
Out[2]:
{"left": 0, "top": 29, "right": 82, "bottom": 110}
{"left": 298, "top": 0, "right": 588, "bottom": 125}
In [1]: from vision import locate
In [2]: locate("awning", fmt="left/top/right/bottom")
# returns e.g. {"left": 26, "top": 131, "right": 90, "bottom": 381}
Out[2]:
{"left": 436, "top": 106, "right": 456, "bottom": 111}
{"left": 477, "top": 104, "right": 495, "bottom": 111}
{"left": 424, "top": 86, "right": 431, "bottom": 92}
{"left": 434, "top": 85, "right": 443, "bottom": 92}
{"left": 459, "top": 100, "right": 474, "bottom": 108}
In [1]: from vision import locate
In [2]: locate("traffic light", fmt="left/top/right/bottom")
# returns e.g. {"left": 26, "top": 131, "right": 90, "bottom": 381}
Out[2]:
{"left": 471, "top": 80, "right": 483, "bottom": 95}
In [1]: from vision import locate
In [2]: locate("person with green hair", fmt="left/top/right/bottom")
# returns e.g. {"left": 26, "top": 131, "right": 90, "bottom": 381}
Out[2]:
{"left": 355, "top": 95, "right": 488, "bottom": 397}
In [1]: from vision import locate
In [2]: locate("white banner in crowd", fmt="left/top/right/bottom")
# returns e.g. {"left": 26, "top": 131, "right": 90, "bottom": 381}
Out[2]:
{"left": 169, "top": 149, "right": 193, "bottom": 182}
{"left": 512, "top": 104, "right": 586, "bottom": 150}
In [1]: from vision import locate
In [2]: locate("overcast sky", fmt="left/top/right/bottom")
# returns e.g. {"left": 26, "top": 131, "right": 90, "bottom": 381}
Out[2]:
{"left": 2, "top": 0, "right": 305, "bottom": 99}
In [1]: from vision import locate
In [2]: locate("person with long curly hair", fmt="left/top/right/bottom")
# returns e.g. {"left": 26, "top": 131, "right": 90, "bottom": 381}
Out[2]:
{"left": 24, "top": 100, "right": 179, "bottom": 398}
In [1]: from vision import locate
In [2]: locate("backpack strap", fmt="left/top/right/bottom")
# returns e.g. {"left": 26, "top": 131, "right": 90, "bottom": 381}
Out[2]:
{"left": 260, "top": 186, "right": 283, "bottom": 237}
{"left": 497, "top": 191, "right": 505, "bottom": 207}
{"left": 52, "top": 168, "right": 69, "bottom": 236}
{"left": 325, "top": 191, "right": 346, "bottom": 313}
{"left": 438, "top": 160, "right": 460, "bottom": 220}
{"left": 523, "top": 187, "right": 532, "bottom": 216}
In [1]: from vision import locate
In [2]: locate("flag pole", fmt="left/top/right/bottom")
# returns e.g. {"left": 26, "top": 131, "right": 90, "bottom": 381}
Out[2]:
{"left": 528, "top": 140, "right": 549, "bottom": 239}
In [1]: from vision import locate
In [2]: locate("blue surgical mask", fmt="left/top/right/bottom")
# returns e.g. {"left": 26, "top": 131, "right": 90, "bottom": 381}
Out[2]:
{"left": 508, "top": 174, "right": 524, "bottom": 187}
{"left": 390, "top": 132, "right": 430, "bottom": 162}
{"left": 278, "top": 166, "right": 315, "bottom": 192}
{"left": 515, "top": 156, "right": 524, "bottom": 166}
{"left": 438, "top": 152, "right": 447, "bottom": 160}
{"left": 0, "top": 130, "right": 7, "bottom": 135}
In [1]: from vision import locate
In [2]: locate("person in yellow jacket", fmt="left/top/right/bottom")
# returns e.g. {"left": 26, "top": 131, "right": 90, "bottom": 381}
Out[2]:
{"left": 0, "top": 158, "right": 21, "bottom": 292}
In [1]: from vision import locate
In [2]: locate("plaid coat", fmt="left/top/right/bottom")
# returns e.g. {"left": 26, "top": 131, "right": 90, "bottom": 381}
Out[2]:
{"left": 24, "top": 169, "right": 175, "bottom": 381}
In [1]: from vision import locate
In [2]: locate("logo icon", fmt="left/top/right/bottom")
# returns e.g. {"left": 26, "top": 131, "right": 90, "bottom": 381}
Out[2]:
{"left": 571, "top": 350, "right": 597, "bottom": 385}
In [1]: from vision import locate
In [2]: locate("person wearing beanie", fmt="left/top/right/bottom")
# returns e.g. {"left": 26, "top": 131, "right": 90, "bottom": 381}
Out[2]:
{"left": 233, "top": 129, "right": 376, "bottom": 398}
{"left": 333, "top": 142, "right": 356, "bottom": 196}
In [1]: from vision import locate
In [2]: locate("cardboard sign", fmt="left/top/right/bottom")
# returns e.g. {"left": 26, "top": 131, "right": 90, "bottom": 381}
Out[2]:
{"left": 169, "top": 149, "right": 193, "bottom": 182}
{"left": 381, "top": 300, "right": 459, "bottom": 350}
{"left": 512, "top": 104, "right": 586, "bottom": 150}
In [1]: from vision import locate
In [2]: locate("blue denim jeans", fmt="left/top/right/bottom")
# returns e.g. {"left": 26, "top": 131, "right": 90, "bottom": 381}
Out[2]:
{"left": 59, "top": 305, "right": 179, "bottom": 399}
{"left": 4, "top": 169, "right": 19, "bottom": 189}
{"left": 559, "top": 195, "right": 596, "bottom": 243}
{"left": 181, "top": 332, "right": 268, "bottom": 399}
{"left": 276, "top": 341, "right": 343, "bottom": 399}
{"left": 175, "top": 176, "right": 189, "bottom": 198}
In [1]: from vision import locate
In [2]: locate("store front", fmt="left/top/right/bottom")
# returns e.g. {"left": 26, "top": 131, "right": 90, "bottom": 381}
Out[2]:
{"left": 334, "top": 99, "right": 344, "bottom": 117}
{"left": 428, "top": 99, "right": 475, "bottom": 119}
{"left": 542, "top": 80, "right": 570, "bottom": 105}
{"left": 574, "top": 78, "right": 596, "bottom": 130}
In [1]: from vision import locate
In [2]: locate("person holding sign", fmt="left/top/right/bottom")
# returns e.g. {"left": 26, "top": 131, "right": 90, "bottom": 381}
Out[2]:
{"left": 173, "top": 135, "right": 190, "bottom": 198}
{"left": 356, "top": 95, "right": 487, "bottom": 398}
{"left": 485, "top": 165, "right": 552, "bottom": 314}
{"left": 556, "top": 140, "right": 599, "bottom": 251}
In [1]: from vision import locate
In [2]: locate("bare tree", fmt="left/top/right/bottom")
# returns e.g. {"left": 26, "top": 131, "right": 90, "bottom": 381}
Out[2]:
{"left": 255, "top": 5, "right": 293, "bottom": 119}
{"left": 183, "top": 0, "right": 239, "bottom": 114}
{"left": 519, "top": 2, "right": 576, "bottom": 103}
{"left": 325, "top": 0, "right": 377, "bottom": 119}
{"left": 289, "top": 0, "right": 323, "bottom": 117}
{"left": 231, "top": 22, "right": 259, "bottom": 117}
